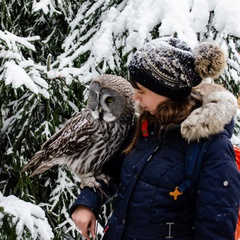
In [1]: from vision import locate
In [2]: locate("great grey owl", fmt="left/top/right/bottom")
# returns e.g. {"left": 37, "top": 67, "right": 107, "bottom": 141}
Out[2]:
{"left": 21, "top": 74, "right": 135, "bottom": 188}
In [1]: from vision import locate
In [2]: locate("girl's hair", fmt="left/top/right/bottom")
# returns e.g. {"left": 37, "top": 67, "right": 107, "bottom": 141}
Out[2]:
{"left": 124, "top": 83, "right": 202, "bottom": 153}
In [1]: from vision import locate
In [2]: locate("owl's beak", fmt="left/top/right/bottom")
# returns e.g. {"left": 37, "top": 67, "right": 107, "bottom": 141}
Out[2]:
{"left": 98, "top": 106, "right": 103, "bottom": 121}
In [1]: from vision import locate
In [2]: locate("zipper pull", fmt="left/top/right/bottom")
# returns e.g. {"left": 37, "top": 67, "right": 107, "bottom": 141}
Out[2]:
{"left": 169, "top": 187, "right": 183, "bottom": 200}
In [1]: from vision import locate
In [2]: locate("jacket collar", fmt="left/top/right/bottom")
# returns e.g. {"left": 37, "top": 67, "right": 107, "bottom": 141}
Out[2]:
{"left": 181, "top": 82, "right": 237, "bottom": 142}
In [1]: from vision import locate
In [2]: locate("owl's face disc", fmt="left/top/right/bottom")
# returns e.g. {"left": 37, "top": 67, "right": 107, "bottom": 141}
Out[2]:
{"left": 87, "top": 75, "right": 134, "bottom": 122}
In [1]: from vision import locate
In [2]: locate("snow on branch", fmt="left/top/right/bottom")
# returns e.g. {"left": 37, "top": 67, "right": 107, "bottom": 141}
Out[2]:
{"left": 0, "top": 30, "right": 50, "bottom": 98}
{"left": 4, "top": 62, "right": 40, "bottom": 94}
{"left": 32, "top": 0, "right": 61, "bottom": 15}
{"left": 57, "top": 0, "right": 240, "bottom": 83}
{"left": 0, "top": 30, "right": 39, "bottom": 52}
{"left": 0, "top": 192, "right": 54, "bottom": 240}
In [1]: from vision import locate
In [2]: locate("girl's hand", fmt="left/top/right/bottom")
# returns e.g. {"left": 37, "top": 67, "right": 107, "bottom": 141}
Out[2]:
{"left": 71, "top": 205, "right": 97, "bottom": 240}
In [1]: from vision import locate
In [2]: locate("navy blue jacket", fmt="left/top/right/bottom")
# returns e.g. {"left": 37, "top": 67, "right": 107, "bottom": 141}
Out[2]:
{"left": 70, "top": 122, "right": 240, "bottom": 240}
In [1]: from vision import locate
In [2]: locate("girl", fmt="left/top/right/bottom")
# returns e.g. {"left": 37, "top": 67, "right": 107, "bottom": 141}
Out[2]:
{"left": 71, "top": 37, "right": 240, "bottom": 240}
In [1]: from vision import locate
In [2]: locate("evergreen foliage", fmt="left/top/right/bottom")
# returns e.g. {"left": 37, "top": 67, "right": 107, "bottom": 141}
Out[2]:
{"left": 0, "top": 0, "right": 239, "bottom": 239}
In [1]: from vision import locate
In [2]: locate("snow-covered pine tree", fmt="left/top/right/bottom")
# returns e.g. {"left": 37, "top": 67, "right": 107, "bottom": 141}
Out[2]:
{"left": 0, "top": 0, "right": 239, "bottom": 239}
{"left": 0, "top": 1, "right": 85, "bottom": 239}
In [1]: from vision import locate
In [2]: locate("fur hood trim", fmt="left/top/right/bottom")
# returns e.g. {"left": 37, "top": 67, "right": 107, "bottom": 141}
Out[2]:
{"left": 181, "top": 82, "right": 238, "bottom": 142}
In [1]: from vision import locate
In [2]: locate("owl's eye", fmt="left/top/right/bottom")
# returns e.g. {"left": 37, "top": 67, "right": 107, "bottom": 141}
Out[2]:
{"left": 106, "top": 97, "right": 114, "bottom": 104}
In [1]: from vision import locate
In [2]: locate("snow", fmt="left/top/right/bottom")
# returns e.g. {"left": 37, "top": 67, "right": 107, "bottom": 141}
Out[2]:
{"left": 3, "top": 0, "right": 240, "bottom": 91}
{"left": 214, "top": 0, "right": 240, "bottom": 37}
{"left": 4, "top": 62, "right": 40, "bottom": 94}
{"left": 0, "top": 192, "right": 54, "bottom": 240}
{"left": 0, "top": 30, "right": 39, "bottom": 52}
{"left": 32, "top": 0, "right": 61, "bottom": 15}
{"left": 2, "top": 0, "right": 240, "bottom": 93}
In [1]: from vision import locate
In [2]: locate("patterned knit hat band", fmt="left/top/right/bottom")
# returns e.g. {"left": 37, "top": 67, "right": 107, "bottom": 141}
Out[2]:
{"left": 129, "top": 65, "right": 192, "bottom": 100}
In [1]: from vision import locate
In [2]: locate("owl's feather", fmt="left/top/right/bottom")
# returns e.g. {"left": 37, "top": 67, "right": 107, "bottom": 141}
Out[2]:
{"left": 21, "top": 74, "right": 135, "bottom": 188}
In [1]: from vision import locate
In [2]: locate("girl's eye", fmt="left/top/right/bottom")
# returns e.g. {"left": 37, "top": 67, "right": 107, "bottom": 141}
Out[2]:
{"left": 137, "top": 90, "right": 144, "bottom": 94}
{"left": 106, "top": 97, "right": 114, "bottom": 103}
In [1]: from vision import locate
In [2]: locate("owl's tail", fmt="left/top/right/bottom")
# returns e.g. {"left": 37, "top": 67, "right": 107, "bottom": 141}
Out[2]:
{"left": 21, "top": 150, "right": 55, "bottom": 177}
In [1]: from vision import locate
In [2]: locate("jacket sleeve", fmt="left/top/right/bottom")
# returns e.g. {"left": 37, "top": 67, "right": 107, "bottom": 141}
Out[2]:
{"left": 69, "top": 177, "right": 118, "bottom": 217}
{"left": 194, "top": 133, "right": 240, "bottom": 240}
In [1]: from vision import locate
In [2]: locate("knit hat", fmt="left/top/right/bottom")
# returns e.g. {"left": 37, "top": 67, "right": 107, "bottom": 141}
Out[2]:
{"left": 128, "top": 37, "right": 226, "bottom": 100}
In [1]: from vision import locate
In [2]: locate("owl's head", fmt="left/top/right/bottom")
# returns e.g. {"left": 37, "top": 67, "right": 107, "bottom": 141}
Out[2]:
{"left": 87, "top": 74, "right": 135, "bottom": 122}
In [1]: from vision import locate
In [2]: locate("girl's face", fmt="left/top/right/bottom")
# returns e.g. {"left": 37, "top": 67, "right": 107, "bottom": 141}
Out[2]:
{"left": 132, "top": 83, "right": 169, "bottom": 115}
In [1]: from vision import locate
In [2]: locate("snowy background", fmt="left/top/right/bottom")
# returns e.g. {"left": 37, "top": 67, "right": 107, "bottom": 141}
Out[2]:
{"left": 0, "top": 0, "right": 240, "bottom": 239}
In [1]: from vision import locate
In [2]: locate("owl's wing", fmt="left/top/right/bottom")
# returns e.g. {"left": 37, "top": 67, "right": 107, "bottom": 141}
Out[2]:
{"left": 42, "top": 110, "right": 96, "bottom": 156}
{"left": 41, "top": 112, "right": 82, "bottom": 149}
{"left": 21, "top": 110, "right": 96, "bottom": 174}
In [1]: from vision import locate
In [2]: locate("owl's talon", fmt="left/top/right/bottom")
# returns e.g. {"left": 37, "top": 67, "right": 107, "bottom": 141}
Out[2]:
{"left": 80, "top": 176, "right": 100, "bottom": 189}
{"left": 79, "top": 173, "right": 111, "bottom": 189}
{"left": 96, "top": 173, "right": 110, "bottom": 185}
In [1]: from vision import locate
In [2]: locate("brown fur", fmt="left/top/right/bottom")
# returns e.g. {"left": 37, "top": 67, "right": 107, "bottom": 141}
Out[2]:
{"left": 181, "top": 81, "right": 237, "bottom": 142}
{"left": 194, "top": 43, "right": 226, "bottom": 79}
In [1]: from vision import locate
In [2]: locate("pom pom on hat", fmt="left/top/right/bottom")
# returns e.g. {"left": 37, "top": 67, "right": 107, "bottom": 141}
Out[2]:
{"left": 128, "top": 37, "right": 226, "bottom": 100}
{"left": 193, "top": 42, "right": 226, "bottom": 79}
